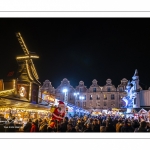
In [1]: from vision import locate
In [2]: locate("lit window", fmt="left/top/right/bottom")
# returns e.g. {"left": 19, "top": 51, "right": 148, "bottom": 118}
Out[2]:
{"left": 104, "top": 94, "right": 107, "bottom": 100}
{"left": 97, "top": 95, "right": 100, "bottom": 100}
{"left": 90, "top": 95, "right": 92, "bottom": 100}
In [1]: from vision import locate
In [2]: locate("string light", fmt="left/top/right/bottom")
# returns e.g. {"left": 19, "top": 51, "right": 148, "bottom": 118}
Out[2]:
{"left": 16, "top": 56, "right": 39, "bottom": 59}
{"left": 25, "top": 60, "right": 33, "bottom": 81}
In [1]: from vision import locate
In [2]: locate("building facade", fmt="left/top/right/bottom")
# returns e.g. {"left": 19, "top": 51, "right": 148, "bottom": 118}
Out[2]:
{"left": 39, "top": 78, "right": 129, "bottom": 112}
{"left": 39, "top": 69, "right": 150, "bottom": 113}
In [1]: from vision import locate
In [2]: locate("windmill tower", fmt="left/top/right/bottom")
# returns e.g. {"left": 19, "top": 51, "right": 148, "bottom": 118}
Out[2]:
{"left": 15, "top": 32, "right": 41, "bottom": 103}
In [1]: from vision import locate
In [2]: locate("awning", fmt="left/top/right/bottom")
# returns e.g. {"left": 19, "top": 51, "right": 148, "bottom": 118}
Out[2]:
{"left": 0, "top": 97, "right": 50, "bottom": 111}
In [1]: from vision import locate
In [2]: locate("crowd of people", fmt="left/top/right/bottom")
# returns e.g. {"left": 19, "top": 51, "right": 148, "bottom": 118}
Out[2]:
{"left": 0, "top": 113, "right": 150, "bottom": 132}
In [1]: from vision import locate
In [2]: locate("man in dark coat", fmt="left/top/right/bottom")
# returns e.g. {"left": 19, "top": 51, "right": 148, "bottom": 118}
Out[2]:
{"left": 92, "top": 119, "right": 100, "bottom": 132}
{"left": 59, "top": 117, "right": 68, "bottom": 132}
{"left": 105, "top": 118, "right": 116, "bottom": 132}
{"left": 23, "top": 119, "right": 32, "bottom": 132}
{"left": 136, "top": 121, "right": 147, "bottom": 132}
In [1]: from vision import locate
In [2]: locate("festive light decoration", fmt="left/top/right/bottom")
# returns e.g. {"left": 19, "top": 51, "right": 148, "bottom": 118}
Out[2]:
{"left": 25, "top": 60, "right": 33, "bottom": 81}
{"left": 16, "top": 32, "right": 40, "bottom": 84}
{"left": 19, "top": 86, "right": 26, "bottom": 97}
{"left": 29, "top": 82, "right": 32, "bottom": 101}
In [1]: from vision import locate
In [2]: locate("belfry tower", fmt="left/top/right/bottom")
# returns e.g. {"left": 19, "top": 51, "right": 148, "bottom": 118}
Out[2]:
{"left": 131, "top": 69, "right": 141, "bottom": 108}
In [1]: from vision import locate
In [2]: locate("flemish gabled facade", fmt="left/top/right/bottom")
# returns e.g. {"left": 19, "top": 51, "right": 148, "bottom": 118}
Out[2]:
{"left": 40, "top": 78, "right": 130, "bottom": 111}
{"left": 75, "top": 81, "right": 88, "bottom": 108}
{"left": 55, "top": 78, "right": 75, "bottom": 104}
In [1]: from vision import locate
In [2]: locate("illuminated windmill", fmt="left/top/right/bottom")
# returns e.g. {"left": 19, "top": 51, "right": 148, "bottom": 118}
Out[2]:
{"left": 15, "top": 32, "right": 41, "bottom": 103}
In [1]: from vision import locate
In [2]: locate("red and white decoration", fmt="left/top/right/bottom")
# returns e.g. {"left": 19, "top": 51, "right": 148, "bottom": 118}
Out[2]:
{"left": 52, "top": 101, "right": 65, "bottom": 121}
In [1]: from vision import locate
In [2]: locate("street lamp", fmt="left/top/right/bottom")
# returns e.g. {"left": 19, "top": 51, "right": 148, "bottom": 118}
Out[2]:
{"left": 79, "top": 95, "right": 84, "bottom": 117}
{"left": 63, "top": 88, "right": 68, "bottom": 117}
{"left": 74, "top": 92, "right": 79, "bottom": 116}
{"left": 74, "top": 92, "right": 79, "bottom": 106}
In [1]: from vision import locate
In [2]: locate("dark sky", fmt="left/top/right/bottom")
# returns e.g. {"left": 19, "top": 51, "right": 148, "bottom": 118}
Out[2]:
{"left": 0, "top": 18, "right": 150, "bottom": 89}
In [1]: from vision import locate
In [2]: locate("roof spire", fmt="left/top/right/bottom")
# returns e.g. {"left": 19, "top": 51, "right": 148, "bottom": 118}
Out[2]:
{"left": 134, "top": 69, "right": 138, "bottom": 76}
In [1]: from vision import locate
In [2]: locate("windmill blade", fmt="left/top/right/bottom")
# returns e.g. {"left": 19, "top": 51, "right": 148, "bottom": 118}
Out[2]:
{"left": 16, "top": 32, "right": 29, "bottom": 55}
{"left": 16, "top": 32, "right": 40, "bottom": 83}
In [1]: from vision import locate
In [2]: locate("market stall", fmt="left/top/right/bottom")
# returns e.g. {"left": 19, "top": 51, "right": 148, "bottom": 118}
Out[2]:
{"left": 0, "top": 98, "right": 51, "bottom": 129}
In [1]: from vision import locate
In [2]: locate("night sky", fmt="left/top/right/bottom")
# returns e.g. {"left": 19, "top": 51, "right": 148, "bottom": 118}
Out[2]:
{"left": 0, "top": 18, "right": 150, "bottom": 89}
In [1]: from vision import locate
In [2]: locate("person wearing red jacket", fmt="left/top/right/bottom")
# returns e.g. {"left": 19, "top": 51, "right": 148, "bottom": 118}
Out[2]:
{"left": 30, "top": 120, "right": 38, "bottom": 132}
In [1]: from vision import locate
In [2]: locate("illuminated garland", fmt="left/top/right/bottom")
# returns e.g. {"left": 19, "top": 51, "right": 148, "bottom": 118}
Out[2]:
{"left": 25, "top": 60, "right": 33, "bottom": 81}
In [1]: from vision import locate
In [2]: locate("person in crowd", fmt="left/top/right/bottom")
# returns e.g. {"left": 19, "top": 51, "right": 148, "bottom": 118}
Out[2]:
{"left": 23, "top": 118, "right": 32, "bottom": 132}
{"left": 136, "top": 121, "right": 147, "bottom": 132}
{"left": 84, "top": 123, "right": 93, "bottom": 132}
{"left": 66, "top": 123, "right": 76, "bottom": 132}
{"left": 39, "top": 119, "right": 48, "bottom": 132}
{"left": 146, "top": 122, "right": 150, "bottom": 132}
{"left": 38, "top": 118, "right": 43, "bottom": 128}
{"left": 121, "top": 119, "right": 134, "bottom": 132}
{"left": 47, "top": 120, "right": 55, "bottom": 132}
{"left": 76, "top": 118, "right": 83, "bottom": 131}
{"left": 100, "top": 126, "right": 106, "bottom": 132}
{"left": 92, "top": 119, "right": 100, "bottom": 132}
{"left": 102, "top": 119, "right": 106, "bottom": 126}
{"left": 116, "top": 119, "right": 123, "bottom": 132}
{"left": 97, "top": 120, "right": 101, "bottom": 129}
{"left": 59, "top": 117, "right": 68, "bottom": 132}
{"left": 75, "top": 125, "right": 82, "bottom": 132}
{"left": 105, "top": 118, "right": 116, "bottom": 132}
{"left": 131, "top": 119, "right": 140, "bottom": 132}
{"left": 30, "top": 119, "right": 39, "bottom": 132}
